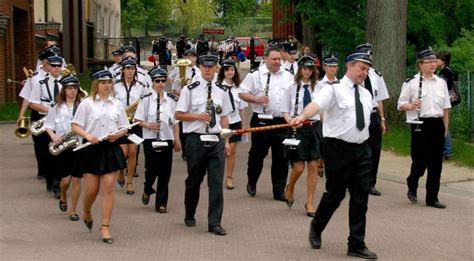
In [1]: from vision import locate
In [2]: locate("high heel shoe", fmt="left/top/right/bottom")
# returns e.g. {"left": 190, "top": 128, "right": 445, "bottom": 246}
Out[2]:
{"left": 59, "top": 200, "right": 68, "bottom": 212}
{"left": 285, "top": 185, "right": 293, "bottom": 209}
{"left": 126, "top": 183, "right": 135, "bottom": 195}
{"left": 100, "top": 224, "right": 113, "bottom": 244}
{"left": 83, "top": 210, "right": 93, "bottom": 231}
{"left": 304, "top": 203, "right": 316, "bottom": 218}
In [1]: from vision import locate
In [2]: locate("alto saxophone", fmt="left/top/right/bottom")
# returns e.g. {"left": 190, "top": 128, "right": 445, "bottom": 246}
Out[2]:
{"left": 30, "top": 116, "right": 47, "bottom": 136}
{"left": 48, "top": 131, "right": 78, "bottom": 156}
{"left": 125, "top": 92, "right": 153, "bottom": 122}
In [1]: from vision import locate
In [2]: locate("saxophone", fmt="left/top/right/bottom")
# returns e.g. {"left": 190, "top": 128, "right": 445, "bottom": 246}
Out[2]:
{"left": 125, "top": 92, "right": 153, "bottom": 122}
{"left": 30, "top": 116, "right": 47, "bottom": 136}
{"left": 48, "top": 131, "right": 78, "bottom": 156}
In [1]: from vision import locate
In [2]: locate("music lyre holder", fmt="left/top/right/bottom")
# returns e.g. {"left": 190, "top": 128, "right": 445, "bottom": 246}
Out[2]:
{"left": 282, "top": 127, "right": 301, "bottom": 149}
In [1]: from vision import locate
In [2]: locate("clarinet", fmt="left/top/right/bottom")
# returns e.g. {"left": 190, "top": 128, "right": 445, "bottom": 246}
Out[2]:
{"left": 205, "top": 82, "right": 213, "bottom": 135}
{"left": 262, "top": 73, "right": 271, "bottom": 114}
{"left": 414, "top": 72, "right": 423, "bottom": 131}
{"left": 290, "top": 84, "right": 301, "bottom": 144}
{"left": 156, "top": 92, "right": 161, "bottom": 140}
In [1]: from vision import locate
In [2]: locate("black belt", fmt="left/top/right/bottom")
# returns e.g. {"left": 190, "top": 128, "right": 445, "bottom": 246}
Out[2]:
{"left": 371, "top": 107, "right": 378, "bottom": 113}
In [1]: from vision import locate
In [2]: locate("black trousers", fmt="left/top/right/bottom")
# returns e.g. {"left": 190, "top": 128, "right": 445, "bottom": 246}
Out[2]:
{"left": 179, "top": 121, "right": 187, "bottom": 158}
{"left": 367, "top": 111, "right": 382, "bottom": 187}
{"left": 184, "top": 133, "right": 225, "bottom": 227}
{"left": 143, "top": 139, "right": 174, "bottom": 208}
{"left": 35, "top": 130, "right": 57, "bottom": 190}
{"left": 407, "top": 117, "right": 445, "bottom": 204}
{"left": 311, "top": 138, "right": 372, "bottom": 249}
{"left": 247, "top": 113, "right": 288, "bottom": 196}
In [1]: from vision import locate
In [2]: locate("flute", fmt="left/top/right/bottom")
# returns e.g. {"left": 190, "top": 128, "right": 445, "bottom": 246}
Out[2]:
{"left": 73, "top": 122, "right": 140, "bottom": 152}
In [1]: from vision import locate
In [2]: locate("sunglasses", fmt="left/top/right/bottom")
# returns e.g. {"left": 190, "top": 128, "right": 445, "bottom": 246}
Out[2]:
{"left": 154, "top": 79, "right": 167, "bottom": 83}
{"left": 50, "top": 64, "right": 62, "bottom": 68}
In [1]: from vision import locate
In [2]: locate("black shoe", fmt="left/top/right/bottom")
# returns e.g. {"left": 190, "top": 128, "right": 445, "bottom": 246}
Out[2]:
{"left": 309, "top": 224, "right": 321, "bottom": 249}
{"left": 246, "top": 183, "right": 256, "bottom": 197}
{"left": 83, "top": 211, "right": 93, "bottom": 231}
{"left": 46, "top": 184, "right": 53, "bottom": 192}
{"left": 347, "top": 247, "right": 378, "bottom": 259}
{"left": 117, "top": 177, "right": 125, "bottom": 188}
{"left": 53, "top": 191, "right": 61, "bottom": 199}
{"left": 369, "top": 187, "right": 381, "bottom": 196}
{"left": 304, "top": 203, "right": 315, "bottom": 218}
{"left": 133, "top": 170, "right": 139, "bottom": 178}
{"left": 184, "top": 217, "right": 196, "bottom": 227}
{"left": 407, "top": 191, "right": 417, "bottom": 203}
{"left": 273, "top": 194, "right": 287, "bottom": 202}
{"left": 126, "top": 183, "right": 135, "bottom": 195}
{"left": 100, "top": 225, "right": 113, "bottom": 244}
{"left": 426, "top": 201, "right": 446, "bottom": 209}
{"left": 59, "top": 200, "right": 68, "bottom": 212}
{"left": 208, "top": 225, "right": 226, "bottom": 236}
{"left": 69, "top": 213, "right": 80, "bottom": 221}
{"left": 156, "top": 206, "right": 167, "bottom": 214}
{"left": 286, "top": 199, "right": 294, "bottom": 209}
{"left": 141, "top": 192, "right": 150, "bottom": 205}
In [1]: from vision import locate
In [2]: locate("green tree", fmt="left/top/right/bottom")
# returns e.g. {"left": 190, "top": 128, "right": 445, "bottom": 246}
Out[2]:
{"left": 173, "top": 0, "right": 215, "bottom": 36}
{"left": 122, "top": 0, "right": 172, "bottom": 37}
{"left": 212, "top": 0, "right": 257, "bottom": 26}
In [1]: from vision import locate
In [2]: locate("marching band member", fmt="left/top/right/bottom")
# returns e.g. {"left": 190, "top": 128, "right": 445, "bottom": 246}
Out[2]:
{"left": 134, "top": 68, "right": 181, "bottom": 213}
{"left": 281, "top": 44, "right": 298, "bottom": 75}
{"left": 175, "top": 52, "right": 231, "bottom": 236}
{"left": 107, "top": 47, "right": 124, "bottom": 77}
{"left": 356, "top": 43, "right": 389, "bottom": 196}
{"left": 119, "top": 45, "right": 153, "bottom": 88}
{"left": 291, "top": 52, "right": 377, "bottom": 259}
{"left": 281, "top": 55, "right": 322, "bottom": 217}
{"left": 72, "top": 69, "right": 129, "bottom": 244}
{"left": 169, "top": 49, "right": 201, "bottom": 96}
{"left": 239, "top": 46, "right": 294, "bottom": 201}
{"left": 216, "top": 59, "right": 246, "bottom": 190}
{"left": 29, "top": 54, "right": 65, "bottom": 197}
{"left": 317, "top": 55, "right": 339, "bottom": 88}
{"left": 398, "top": 47, "right": 450, "bottom": 209}
{"left": 44, "top": 74, "right": 85, "bottom": 221}
{"left": 113, "top": 56, "right": 148, "bottom": 195}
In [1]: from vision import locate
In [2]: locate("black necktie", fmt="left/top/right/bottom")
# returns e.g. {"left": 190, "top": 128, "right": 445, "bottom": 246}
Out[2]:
{"left": 53, "top": 79, "right": 59, "bottom": 100}
{"left": 354, "top": 84, "right": 365, "bottom": 131}
{"left": 228, "top": 87, "right": 236, "bottom": 112}
{"left": 303, "top": 84, "right": 311, "bottom": 108}
{"left": 364, "top": 76, "right": 373, "bottom": 98}
{"left": 191, "top": 68, "right": 196, "bottom": 78}
{"left": 290, "top": 64, "right": 294, "bottom": 74}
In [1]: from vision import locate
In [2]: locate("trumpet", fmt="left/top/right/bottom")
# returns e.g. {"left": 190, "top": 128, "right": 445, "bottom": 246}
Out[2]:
{"left": 23, "top": 67, "right": 34, "bottom": 78}
{"left": 125, "top": 92, "right": 152, "bottom": 122}
{"left": 30, "top": 116, "right": 47, "bottom": 136}
{"left": 15, "top": 117, "right": 31, "bottom": 138}
{"left": 48, "top": 131, "right": 78, "bottom": 156}
{"left": 176, "top": 59, "right": 191, "bottom": 88}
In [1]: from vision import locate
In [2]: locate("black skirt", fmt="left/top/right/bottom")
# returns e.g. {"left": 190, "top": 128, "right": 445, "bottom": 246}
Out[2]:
{"left": 229, "top": 121, "right": 242, "bottom": 143}
{"left": 73, "top": 140, "right": 126, "bottom": 175}
{"left": 118, "top": 125, "right": 142, "bottom": 145}
{"left": 54, "top": 148, "right": 82, "bottom": 178}
{"left": 287, "top": 121, "right": 323, "bottom": 162}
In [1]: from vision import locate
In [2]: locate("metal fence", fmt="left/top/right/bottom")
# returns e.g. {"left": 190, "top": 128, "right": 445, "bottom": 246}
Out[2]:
{"left": 455, "top": 71, "right": 473, "bottom": 142}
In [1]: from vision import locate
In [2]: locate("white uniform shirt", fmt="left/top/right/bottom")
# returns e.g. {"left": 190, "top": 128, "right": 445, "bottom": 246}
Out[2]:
{"left": 313, "top": 76, "right": 372, "bottom": 144}
{"left": 281, "top": 81, "right": 321, "bottom": 121}
{"left": 113, "top": 67, "right": 152, "bottom": 89}
{"left": 113, "top": 80, "right": 148, "bottom": 108}
{"left": 240, "top": 65, "right": 293, "bottom": 117}
{"left": 108, "top": 63, "right": 122, "bottom": 78}
{"left": 364, "top": 68, "right": 389, "bottom": 107}
{"left": 134, "top": 91, "right": 178, "bottom": 140}
{"left": 282, "top": 60, "right": 298, "bottom": 75}
{"left": 225, "top": 85, "right": 247, "bottom": 124}
{"left": 316, "top": 75, "right": 338, "bottom": 90}
{"left": 175, "top": 75, "right": 231, "bottom": 134}
{"left": 19, "top": 69, "right": 48, "bottom": 101}
{"left": 170, "top": 65, "right": 201, "bottom": 92}
{"left": 397, "top": 73, "right": 451, "bottom": 121}
{"left": 72, "top": 96, "right": 128, "bottom": 138}
{"left": 29, "top": 74, "right": 63, "bottom": 115}
{"left": 44, "top": 102, "right": 76, "bottom": 136}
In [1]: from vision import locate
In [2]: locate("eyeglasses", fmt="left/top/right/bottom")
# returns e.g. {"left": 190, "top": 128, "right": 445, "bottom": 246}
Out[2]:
{"left": 50, "top": 64, "right": 62, "bottom": 68}
{"left": 154, "top": 79, "right": 167, "bottom": 83}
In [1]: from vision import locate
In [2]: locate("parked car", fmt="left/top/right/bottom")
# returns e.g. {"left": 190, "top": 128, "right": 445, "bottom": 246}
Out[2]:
{"left": 235, "top": 37, "right": 266, "bottom": 59}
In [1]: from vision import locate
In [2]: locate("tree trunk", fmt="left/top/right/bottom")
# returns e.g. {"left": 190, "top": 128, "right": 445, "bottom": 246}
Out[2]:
{"left": 366, "top": 0, "right": 407, "bottom": 125}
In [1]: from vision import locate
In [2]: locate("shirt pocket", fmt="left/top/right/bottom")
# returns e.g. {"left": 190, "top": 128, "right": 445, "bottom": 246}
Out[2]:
{"left": 433, "top": 88, "right": 446, "bottom": 107}
{"left": 191, "top": 97, "right": 206, "bottom": 113}
{"left": 336, "top": 97, "right": 355, "bottom": 123}
{"left": 107, "top": 111, "right": 119, "bottom": 122}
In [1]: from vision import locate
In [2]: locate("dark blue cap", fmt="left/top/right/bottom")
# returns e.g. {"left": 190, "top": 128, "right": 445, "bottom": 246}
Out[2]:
{"left": 297, "top": 55, "right": 316, "bottom": 67}
{"left": 267, "top": 40, "right": 279, "bottom": 48}
{"left": 345, "top": 52, "right": 372, "bottom": 65}
{"left": 221, "top": 59, "right": 236, "bottom": 67}
{"left": 121, "top": 56, "right": 137, "bottom": 67}
{"left": 112, "top": 47, "right": 124, "bottom": 55}
{"left": 279, "top": 42, "right": 290, "bottom": 51}
{"left": 148, "top": 67, "right": 168, "bottom": 79}
{"left": 122, "top": 45, "right": 136, "bottom": 54}
{"left": 90, "top": 69, "right": 113, "bottom": 81}
{"left": 47, "top": 54, "right": 64, "bottom": 65}
{"left": 60, "top": 74, "right": 80, "bottom": 86}
{"left": 198, "top": 52, "right": 219, "bottom": 66}
{"left": 416, "top": 46, "right": 436, "bottom": 60}
{"left": 355, "top": 42, "right": 373, "bottom": 53}
{"left": 184, "top": 49, "right": 197, "bottom": 56}
{"left": 323, "top": 55, "right": 339, "bottom": 66}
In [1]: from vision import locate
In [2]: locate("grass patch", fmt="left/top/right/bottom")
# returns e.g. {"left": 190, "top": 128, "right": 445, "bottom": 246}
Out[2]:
{"left": 0, "top": 102, "right": 21, "bottom": 121}
{"left": 383, "top": 125, "right": 474, "bottom": 168}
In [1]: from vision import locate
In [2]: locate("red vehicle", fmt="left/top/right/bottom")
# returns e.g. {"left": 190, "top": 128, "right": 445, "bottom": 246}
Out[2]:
{"left": 235, "top": 37, "right": 266, "bottom": 58}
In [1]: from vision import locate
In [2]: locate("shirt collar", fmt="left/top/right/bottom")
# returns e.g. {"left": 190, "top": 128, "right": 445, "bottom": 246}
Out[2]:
{"left": 94, "top": 94, "right": 114, "bottom": 102}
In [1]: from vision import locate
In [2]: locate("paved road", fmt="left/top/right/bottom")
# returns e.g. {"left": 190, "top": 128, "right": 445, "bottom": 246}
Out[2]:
{"left": 0, "top": 122, "right": 473, "bottom": 261}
